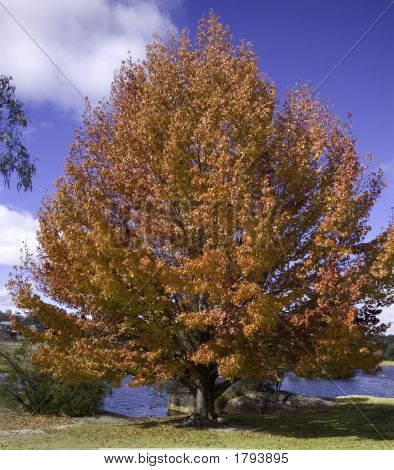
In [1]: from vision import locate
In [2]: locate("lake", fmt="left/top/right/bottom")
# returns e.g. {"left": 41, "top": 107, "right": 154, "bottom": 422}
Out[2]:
{"left": 103, "top": 366, "right": 394, "bottom": 417}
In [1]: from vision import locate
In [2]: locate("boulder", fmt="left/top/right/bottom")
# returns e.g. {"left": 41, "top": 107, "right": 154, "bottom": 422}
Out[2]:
{"left": 244, "top": 391, "right": 274, "bottom": 401}
{"left": 221, "top": 379, "right": 259, "bottom": 401}
{"left": 167, "top": 381, "right": 335, "bottom": 416}
{"left": 222, "top": 396, "right": 262, "bottom": 415}
{"left": 168, "top": 392, "right": 195, "bottom": 415}
{"left": 244, "top": 391, "right": 293, "bottom": 412}
{"left": 256, "top": 380, "right": 276, "bottom": 393}
{"left": 222, "top": 390, "right": 334, "bottom": 415}
{"left": 287, "top": 394, "right": 335, "bottom": 410}
{"left": 244, "top": 391, "right": 273, "bottom": 409}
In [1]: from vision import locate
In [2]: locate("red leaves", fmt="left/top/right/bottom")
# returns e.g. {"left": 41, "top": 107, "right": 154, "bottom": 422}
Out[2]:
{"left": 7, "top": 13, "right": 393, "bottom": 384}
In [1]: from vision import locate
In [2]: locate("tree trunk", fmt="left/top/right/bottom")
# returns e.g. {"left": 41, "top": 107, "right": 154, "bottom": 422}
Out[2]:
{"left": 194, "top": 379, "right": 217, "bottom": 420}
{"left": 181, "top": 364, "right": 232, "bottom": 422}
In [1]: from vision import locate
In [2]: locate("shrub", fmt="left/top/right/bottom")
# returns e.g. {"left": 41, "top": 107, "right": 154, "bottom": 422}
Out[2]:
{"left": 0, "top": 342, "right": 111, "bottom": 416}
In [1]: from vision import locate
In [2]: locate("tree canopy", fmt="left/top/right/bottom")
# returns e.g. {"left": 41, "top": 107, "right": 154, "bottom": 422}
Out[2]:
{"left": 8, "top": 14, "right": 394, "bottom": 419}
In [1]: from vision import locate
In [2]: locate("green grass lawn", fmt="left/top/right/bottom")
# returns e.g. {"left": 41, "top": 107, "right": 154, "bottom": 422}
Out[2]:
{"left": 0, "top": 397, "right": 393, "bottom": 450}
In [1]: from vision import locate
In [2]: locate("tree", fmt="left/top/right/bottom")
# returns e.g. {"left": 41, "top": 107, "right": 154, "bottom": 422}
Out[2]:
{"left": 0, "top": 75, "right": 36, "bottom": 190}
{"left": 8, "top": 14, "right": 394, "bottom": 420}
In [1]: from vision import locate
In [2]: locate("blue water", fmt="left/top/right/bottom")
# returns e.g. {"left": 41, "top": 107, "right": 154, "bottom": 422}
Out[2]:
{"left": 281, "top": 366, "right": 394, "bottom": 398}
{"left": 103, "top": 366, "right": 394, "bottom": 418}
{"left": 103, "top": 377, "right": 168, "bottom": 417}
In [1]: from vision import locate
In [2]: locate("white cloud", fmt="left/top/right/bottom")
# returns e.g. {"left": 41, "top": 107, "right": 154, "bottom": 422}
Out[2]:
{"left": 0, "top": 0, "right": 177, "bottom": 114}
{"left": 0, "top": 287, "right": 15, "bottom": 311}
{"left": 0, "top": 205, "right": 38, "bottom": 267}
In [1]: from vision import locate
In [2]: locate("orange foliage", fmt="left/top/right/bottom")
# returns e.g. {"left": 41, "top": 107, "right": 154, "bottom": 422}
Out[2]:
{"left": 8, "top": 14, "right": 393, "bottom": 395}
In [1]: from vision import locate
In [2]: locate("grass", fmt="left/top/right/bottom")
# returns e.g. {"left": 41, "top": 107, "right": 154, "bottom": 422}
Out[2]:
{"left": 0, "top": 348, "right": 392, "bottom": 449}
{"left": 0, "top": 408, "right": 72, "bottom": 431}
{"left": 0, "top": 397, "right": 393, "bottom": 450}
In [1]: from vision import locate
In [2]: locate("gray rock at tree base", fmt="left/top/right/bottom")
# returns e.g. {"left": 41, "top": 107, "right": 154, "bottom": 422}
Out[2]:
{"left": 286, "top": 394, "right": 335, "bottom": 410}
{"left": 244, "top": 391, "right": 292, "bottom": 412}
{"left": 168, "top": 380, "right": 335, "bottom": 416}
{"left": 168, "top": 379, "right": 259, "bottom": 415}
{"left": 220, "top": 379, "right": 260, "bottom": 401}
{"left": 168, "top": 392, "right": 195, "bottom": 415}
{"left": 222, "top": 395, "right": 262, "bottom": 415}
{"left": 222, "top": 391, "right": 334, "bottom": 415}
{"left": 256, "top": 380, "right": 276, "bottom": 393}
{"left": 223, "top": 391, "right": 289, "bottom": 414}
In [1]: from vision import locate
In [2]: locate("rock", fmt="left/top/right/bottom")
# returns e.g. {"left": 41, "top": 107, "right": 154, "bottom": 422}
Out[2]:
{"left": 287, "top": 394, "right": 335, "bottom": 410}
{"left": 168, "top": 382, "right": 335, "bottom": 417}
{"left": 221, "top": 380, "right": 259, "bottom": 401}
{"left": 243, "top": 391, "right": 292, "bottom": 412}
{"left": 244, "top": 391, "right": 270, "bottom": 410}
{"left": 264, "top": 400, "right": 293, "bottom": 412}
{"left": 278, "top": 391, "right": 294, "bottom": 402}
{"left": 223, "top": 396, "right": 262, "bottom": 415}
{"left": 222, "top": 390, "right": 334, "bottom": 415}
{"left": 256, "top": 380, "right": 276, "bottom": 393}
{"left": 245, "top": 391, "right": 274, "bottom": 402}
{"left": 168, "top": 392, "right": 195, "bottom": 415}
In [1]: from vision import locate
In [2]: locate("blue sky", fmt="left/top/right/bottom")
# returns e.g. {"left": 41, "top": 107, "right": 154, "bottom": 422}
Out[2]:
{"left": 0, "top": 0, "right": 393, "bottom": 331}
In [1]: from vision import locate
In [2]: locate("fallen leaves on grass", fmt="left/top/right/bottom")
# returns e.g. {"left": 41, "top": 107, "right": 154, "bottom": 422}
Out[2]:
{"left": 0, "top": 408, "right": 72, "bottom": 431}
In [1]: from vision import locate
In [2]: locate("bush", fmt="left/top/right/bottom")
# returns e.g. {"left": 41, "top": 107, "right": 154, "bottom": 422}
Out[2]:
{"left": 0, "top": 342, "right": 111, "bottom": 416}
{"left": 38, "top": 377, "right": 111, "bottom": 416}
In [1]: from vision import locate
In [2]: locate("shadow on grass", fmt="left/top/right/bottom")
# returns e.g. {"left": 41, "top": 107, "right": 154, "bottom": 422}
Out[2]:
{"left": 133, "top": 402, "right": 394, "bottom": 442}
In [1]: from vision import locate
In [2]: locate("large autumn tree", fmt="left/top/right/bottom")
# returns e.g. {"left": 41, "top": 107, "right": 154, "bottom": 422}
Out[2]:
{"left": 8, "top": 14, "right": 394, "bottom": 420}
